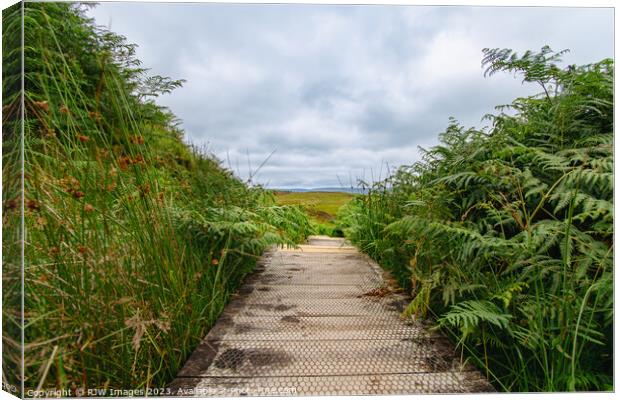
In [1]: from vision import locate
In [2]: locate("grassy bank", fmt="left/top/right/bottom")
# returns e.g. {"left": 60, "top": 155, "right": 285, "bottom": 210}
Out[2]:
{"left": 339, "top": 47, "right": 613, "bottom": 391}
{"left": 274, "top": 191, "right": 354, "bottom": 236}
{"left": 2, "top": 3, "right": 312, "bottom": 393}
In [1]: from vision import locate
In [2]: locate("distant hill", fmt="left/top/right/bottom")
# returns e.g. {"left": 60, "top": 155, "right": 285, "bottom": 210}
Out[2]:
{"left": 274, "top": 187, "right": 368, "bottom": 194}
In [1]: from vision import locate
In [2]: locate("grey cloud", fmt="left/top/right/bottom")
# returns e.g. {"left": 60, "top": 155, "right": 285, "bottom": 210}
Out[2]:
{"left": 88, "top": 3, "right": 613, "bottom": 188}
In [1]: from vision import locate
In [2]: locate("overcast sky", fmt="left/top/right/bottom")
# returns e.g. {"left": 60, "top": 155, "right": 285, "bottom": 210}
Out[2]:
{"left": 88, "top": 3, "right": 613, "bottom": 189}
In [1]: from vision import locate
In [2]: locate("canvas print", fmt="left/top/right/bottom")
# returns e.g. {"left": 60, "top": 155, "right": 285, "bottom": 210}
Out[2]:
{"left": 2, "top": 1, "right": 614, "bottom": 397}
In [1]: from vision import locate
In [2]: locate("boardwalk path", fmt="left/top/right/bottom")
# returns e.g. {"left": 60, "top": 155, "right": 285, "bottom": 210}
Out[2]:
{"left": 170, "top": 236, "right": 493, "bottom": 396}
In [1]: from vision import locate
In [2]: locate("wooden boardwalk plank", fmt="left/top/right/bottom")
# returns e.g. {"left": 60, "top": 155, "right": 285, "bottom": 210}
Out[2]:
{"left": 169, "top": 236, "right": 494, "bottom": 396}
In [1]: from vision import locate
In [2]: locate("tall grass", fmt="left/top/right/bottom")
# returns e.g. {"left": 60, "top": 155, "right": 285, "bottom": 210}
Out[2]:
{"left": 339, "top": 47, "right": 613, "bottom": 391}
{"left": 2, "top": 3, "right": 312, "bottom": 392}
{"left": 2, "top": 2, "right": 24, "bottom": 396}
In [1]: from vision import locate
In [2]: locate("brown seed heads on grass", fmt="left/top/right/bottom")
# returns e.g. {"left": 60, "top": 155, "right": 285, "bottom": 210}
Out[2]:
{"left": 88, "top": 111, "right": 102, "bottom": 121}
{"left": 84, "top": 203, "right": 95, "bottom": 213}
{"left": 35, "top": 216, "right": 47, "bottom": 228}
{"left": 77, "top": 246, "right": 90, "bottom": 255}
{"left": 60, "top": 176, "right": 81, "bottom": 197}
{"left": 77, "top": 134, "right": 90, "bottom": 143}
{"left": 118, "top": 155, "right": 132, "bottom": 171}
{"left": 33, "top": 100, "right": 49, "bottom": 112}
{"left": 118, "top": 154, "right": 146, "bottom": 171}
{"left": 156, "top": 191, "right": 165, "bottom": 205}
{"left": 26, "top": 199, "right": 41, "bottom": 211}
{"left": 139, "top": 184, "right": 151, "bottom": 197}
{"left": 130, "top": 135, "right": 145, "bottom": 145}
{"left": 96, "top": 149, "right": 109, "bottom": 161}
{"left": 4, "top": 198, "right": 18, "bottom": 210}
{"left": 59, "top": 104, "right": 70, "bottom": 114}
{"left": 133, "top": 154, "right": 145, "bottom": 164}
{"left": 60, "top": 178, "right": 85, "bottom": 199}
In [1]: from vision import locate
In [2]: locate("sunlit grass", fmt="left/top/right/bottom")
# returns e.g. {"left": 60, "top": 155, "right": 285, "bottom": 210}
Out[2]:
{"left": 275, "top": 191, "right": 353, "bottom": 226}
{"left": 274, "top": 191, "right": 355, "bottom": 237}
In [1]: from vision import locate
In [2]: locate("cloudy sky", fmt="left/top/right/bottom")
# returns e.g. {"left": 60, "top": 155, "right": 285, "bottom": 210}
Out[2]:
{"left": 88, "top": 3, "right": 613, "bottom": 189}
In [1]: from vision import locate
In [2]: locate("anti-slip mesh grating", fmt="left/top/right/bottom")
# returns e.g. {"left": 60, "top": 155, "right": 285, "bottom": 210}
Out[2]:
{"left": 184, "top": 371, "right": 493, "bottom": 396}
{"left": 245, "top": 271, "right": 382, "bottom": 286}
{"left": 265, "top": 263, "right": 378, "bottom": 275}
{"left": 171, "top": 236, "right": 494, "bottom": 396}
{"left": 269, "top": 252, "right": 369, "bottom": 265}
{"left": 224, "top": 296, "right": 410, "bottom": 317}
{"left": 234, "top": 284, "right": 380, "bottom": 300}
{"left": 305, "top": 237, "right": 350, "bottom": 247}
{"left": 195, "top": 339, "right": 464, "bottom": 377}
{"left": 207, "top": 316, "right": 439, "bottom": 341}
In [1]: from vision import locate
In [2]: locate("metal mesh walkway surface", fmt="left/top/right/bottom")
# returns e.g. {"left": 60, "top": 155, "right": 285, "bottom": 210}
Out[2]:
{"left": 169, "top": 236, "right": 494, "bottom": 396}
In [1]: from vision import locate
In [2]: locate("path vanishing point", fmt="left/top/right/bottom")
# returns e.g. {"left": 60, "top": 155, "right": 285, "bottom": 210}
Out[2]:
{"left": 169, "top": 236, "right": 494, "bottom": 396}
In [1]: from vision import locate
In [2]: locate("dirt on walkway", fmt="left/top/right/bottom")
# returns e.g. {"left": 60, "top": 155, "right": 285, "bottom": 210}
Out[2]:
{"left": 169, "top": 236, "right": 494, "bottom": 396}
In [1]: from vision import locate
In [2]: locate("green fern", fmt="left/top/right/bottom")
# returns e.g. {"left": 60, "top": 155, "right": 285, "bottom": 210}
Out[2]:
{"left": 340, "top": 47, "right": 613, "bottom": 391}
{"left": 438, "top": 300, "right": 511, "bottom": 340}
